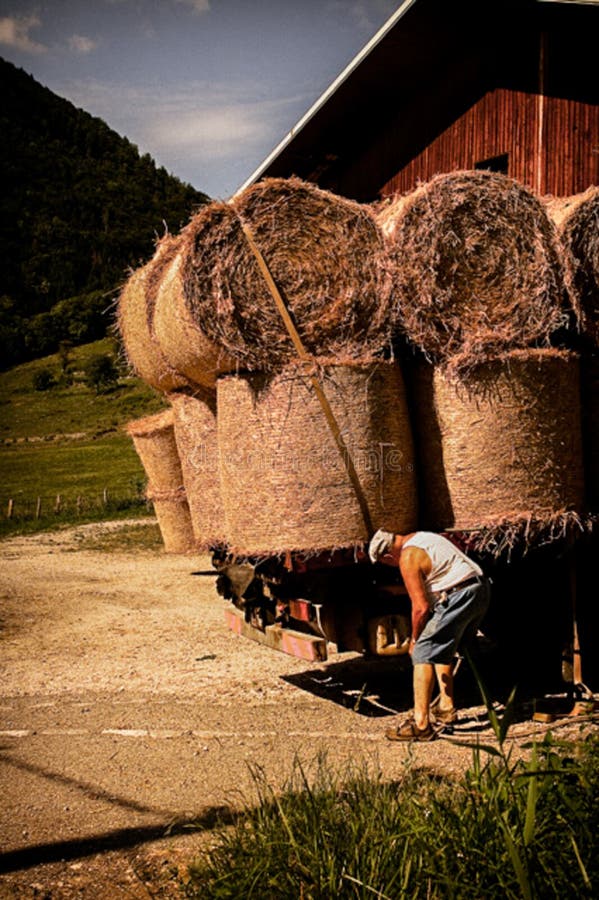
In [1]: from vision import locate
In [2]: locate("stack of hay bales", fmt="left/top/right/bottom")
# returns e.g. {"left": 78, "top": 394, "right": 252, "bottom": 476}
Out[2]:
{"left": 119, "top": 169, "right": 590, "bottom": 561}
{"left": 125, "top": 409, "right": 195, "bottom": 553}
{"left": 125, "top": 225, "right": 236, "bottom": 553}
{"left": 546, "top": 186, "right": 599, "bottom": 513}
{"left": 117, "top": 231, "right": 236, "bottom": 553}
{"left": 118, "top": 177, "right": 417, "bottom": 556}
{"left": 180, "top": 177, "right": 417, "bottom": 556}
{"left": 377, "top": 170, "right": 584, "bottom": 551}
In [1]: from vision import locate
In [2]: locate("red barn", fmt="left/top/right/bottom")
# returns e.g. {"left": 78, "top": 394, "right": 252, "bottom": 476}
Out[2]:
{"left": 241, "top": 0, "right": 599, "bottom": 201}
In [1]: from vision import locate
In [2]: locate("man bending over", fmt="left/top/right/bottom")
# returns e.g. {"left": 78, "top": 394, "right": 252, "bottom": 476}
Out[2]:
{"left": 369, "top": 529, "right": 491, "bottom": 742}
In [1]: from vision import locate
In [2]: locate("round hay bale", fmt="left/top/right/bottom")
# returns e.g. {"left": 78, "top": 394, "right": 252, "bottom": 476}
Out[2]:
{"left": 116, "top": 235, "right": 192, "bottom": 394}
{"left": 377, "top": 170, "right": 575, "bottom": 370}
{"left": 125, "top": 408, "right": 183, "bottom": 492}
{"left": 545, "top": 186, "right": 599, "bottom": 347}
{"left": 581, "top": 354, "right": 599, "bottom": 512}
{"left": 412, "top": 348, "right": 584, "bottom": 534}
{"left": 217, "top": 361, "right": 418, "bottom": 556}
{"left": 152, "top": 247, "right": 238, "bottom": 387}
{"left": 169, "top": 390, "right": 226, "bottom": 549}
{"left": 146, "top": 487, "right": 196, "bottom": 554}
{"left": 181, "top": 177, "right": 392, "bottom": 371}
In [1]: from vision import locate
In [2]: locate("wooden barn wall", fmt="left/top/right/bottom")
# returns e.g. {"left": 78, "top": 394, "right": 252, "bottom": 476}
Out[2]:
{"left": 542, "top": 96, "right": 599, "bottom": 197}
{"left": 380, "top": 88, "right": 599, "bottom": 200}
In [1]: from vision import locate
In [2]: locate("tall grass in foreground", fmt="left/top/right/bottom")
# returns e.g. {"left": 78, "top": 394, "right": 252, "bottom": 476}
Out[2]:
{"left": 185, "top": 723, "right": 598, "bottom": 898}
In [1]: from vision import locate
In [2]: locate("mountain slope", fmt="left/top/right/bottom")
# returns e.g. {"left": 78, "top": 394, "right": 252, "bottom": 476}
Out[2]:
{"left": 0, "top": 57, "right": 209, "bottom": 366}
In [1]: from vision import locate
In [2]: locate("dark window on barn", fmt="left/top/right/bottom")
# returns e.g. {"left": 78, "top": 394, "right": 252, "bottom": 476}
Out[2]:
{"left": 475, "top": 153, "right": 509, "bottom": 174}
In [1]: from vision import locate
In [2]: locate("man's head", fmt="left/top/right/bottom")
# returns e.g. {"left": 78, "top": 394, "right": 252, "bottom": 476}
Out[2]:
{"left": 368, "top": 528, "right": 396, "bottom": 564}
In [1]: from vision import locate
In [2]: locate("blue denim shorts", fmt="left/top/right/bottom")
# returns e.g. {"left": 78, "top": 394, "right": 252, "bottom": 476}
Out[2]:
{"left": 411, "top": 577, "right": 491, "bottom": 665}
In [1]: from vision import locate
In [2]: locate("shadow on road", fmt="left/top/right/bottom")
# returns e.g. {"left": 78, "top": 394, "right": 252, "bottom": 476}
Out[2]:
{"left": 0, "top": 751, "right": 233, "bottom": 874}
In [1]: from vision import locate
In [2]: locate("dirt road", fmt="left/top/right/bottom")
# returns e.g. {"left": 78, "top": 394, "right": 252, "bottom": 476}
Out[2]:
{"left": 0, "top": 521, "right": 593, "bottom": 898}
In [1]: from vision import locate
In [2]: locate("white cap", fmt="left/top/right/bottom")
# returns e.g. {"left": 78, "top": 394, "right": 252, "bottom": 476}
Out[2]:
{"left": 368, "top": 528, "right": 395, "bottom": 564}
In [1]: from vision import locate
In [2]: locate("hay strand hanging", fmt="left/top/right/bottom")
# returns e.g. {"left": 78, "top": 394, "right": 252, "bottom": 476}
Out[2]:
{"left": 217, "top": 361, "right": 418, "bottom": 557}
{"left": 116, "top": 235, "right": 192, "bottom": 394}
{"left": 378, "top": 170, "right": 575, "bottom": 371}
{"left": 412, "top": 348, "right": 584, "bottom": 537}
{"left": 181, "top": 177, "right": 392, "bottom": 371}
{"left": 169, "top": 390, "right": 226, "bottom": 549}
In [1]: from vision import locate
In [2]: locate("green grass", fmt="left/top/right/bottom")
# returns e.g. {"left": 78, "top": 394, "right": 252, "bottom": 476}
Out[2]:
{"left": 0, "top": 337, "right": 168, "bottom": 439}
{"left": 184, "top": 732, "right": 599, "bottom": 899}
{"left": 0, "top": 338, "right": 168, "bottom": 536}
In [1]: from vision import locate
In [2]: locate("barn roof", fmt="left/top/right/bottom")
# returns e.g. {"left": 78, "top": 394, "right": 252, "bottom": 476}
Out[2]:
{"left": 236, "top": 0, "right": 599, "bottom": 199}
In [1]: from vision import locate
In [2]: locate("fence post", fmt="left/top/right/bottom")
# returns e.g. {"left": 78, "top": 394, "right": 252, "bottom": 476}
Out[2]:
{"left": 103, "top": 487, "right": 109, "bottom": 507}
{"left": 76, "top": 495, "right": 82, "bottom": 514}
{"left": 54, "top": 495, "right": 62, "bottom": 514}
{"left": 7, "top": 498, "right": 13, "bottom": 519}
{"left": 35, "top": 497, "right": 42, "bottom": 519}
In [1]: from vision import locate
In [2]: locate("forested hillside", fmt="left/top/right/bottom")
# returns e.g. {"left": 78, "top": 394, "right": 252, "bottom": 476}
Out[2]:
{"left": 0, "top": 57, "right": 209, "bottom": 368}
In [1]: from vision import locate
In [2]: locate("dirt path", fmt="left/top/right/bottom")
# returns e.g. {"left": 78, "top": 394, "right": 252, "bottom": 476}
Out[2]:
{"left": 0, "top": 521, "right": 594, "bottom": 898}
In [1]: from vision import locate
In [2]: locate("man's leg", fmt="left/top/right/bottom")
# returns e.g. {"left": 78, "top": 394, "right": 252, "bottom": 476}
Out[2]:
{"left": 434, "top": 663, "right": 454, "bottom": 714}
{"left": 413, "top": 662, "right": 435, "bottom": 729}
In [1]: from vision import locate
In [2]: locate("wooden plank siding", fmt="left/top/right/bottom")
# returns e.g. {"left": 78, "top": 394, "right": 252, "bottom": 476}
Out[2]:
{"left": 542, "top": 97, "right": 599, "bottom": 197}
{"left": 381, "top": 89, "right": 599, "bottom": 200}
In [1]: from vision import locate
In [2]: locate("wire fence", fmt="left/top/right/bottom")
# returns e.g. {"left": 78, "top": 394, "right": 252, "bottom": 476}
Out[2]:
{"left": 2, "top": 489, "right": 151, "bottom": 526}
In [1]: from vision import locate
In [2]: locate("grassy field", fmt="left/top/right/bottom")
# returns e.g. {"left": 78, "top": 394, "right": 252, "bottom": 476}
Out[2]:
{"left": 0, "top": 338, "right": 169, "bottom": 536}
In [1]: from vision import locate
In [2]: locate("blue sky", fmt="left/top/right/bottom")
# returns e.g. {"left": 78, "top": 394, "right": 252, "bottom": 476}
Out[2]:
{"left": 0, "top": 0, "right": 397, "bottom": 198}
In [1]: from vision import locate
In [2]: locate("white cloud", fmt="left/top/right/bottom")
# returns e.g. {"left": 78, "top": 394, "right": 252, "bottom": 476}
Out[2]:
{"left": 173, "top": 0, "right": 210, "bottom": 14}
{"left": 0, "top": 14, "right": 47, "bottom": 53}
{"left": 50, "top": 77, "right": 306, "bottom": 196}
{"left": 68, "top": 34, "right": 97, "bottom": 54}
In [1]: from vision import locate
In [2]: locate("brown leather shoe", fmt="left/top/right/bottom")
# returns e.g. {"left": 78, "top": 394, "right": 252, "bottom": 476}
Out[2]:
{"left": 385, "top": 718, "right": 437, "bottom": 742}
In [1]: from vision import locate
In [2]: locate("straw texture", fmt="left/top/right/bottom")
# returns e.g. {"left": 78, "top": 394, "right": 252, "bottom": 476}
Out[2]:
{"left": 125, "top": 408, "right": 184, "bottom": 492}
{"left": 217, "top": 361, "right": 418, "bottom": 556}
{"left": 546, "top": 186, "right": 599, "bottom": 347}
{"left": 116, "top": 235, "right": 191, "bottom": 393}
{"left": 378, "top": 170, "right": 574, "bottom": 371}
{"left": 153, "top": 247, "right": 238, "bottom": 387}
{"left": 146, "top": 487, "right": 196, "bottom": 554}
{"left": 412, "top": 348, "right": 584, "bottom": 533}
{"left": 181, "top": 177, "right": 392, "bottom": 371}
{"left": 169, "top": 390, "right": 226, "bottom": 549}
{"left": 581, "top": 354, "right": 599, "bottom": 513}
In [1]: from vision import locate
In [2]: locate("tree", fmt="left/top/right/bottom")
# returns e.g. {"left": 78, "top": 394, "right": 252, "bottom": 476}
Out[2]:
{"left": 84, "top": 353, "right": 119, "bottom": 393}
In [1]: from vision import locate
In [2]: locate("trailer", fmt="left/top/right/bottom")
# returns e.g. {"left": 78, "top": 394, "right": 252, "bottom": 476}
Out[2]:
{"left": 213, "top": 542, "right": 418, "bottom": 663}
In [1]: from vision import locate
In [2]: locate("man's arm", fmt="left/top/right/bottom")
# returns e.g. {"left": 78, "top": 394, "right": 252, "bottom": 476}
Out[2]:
{"left": 399, "top": 547, "right": 432, "bottom": 649}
